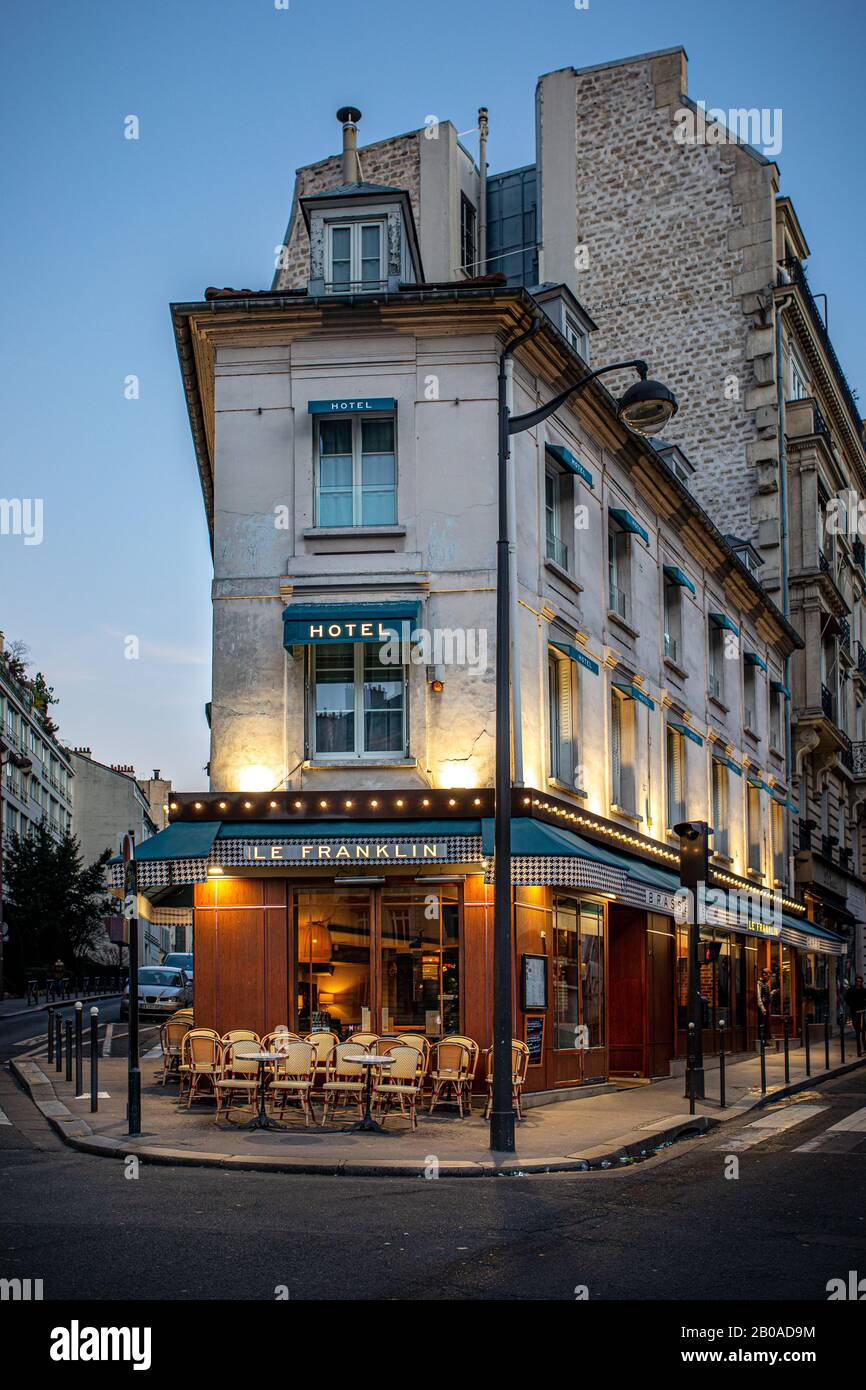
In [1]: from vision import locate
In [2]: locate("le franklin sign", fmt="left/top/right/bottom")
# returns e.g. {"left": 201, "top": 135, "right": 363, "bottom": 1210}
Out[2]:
{"left": 242, "top": 839, "right": 446, "bottom": 864}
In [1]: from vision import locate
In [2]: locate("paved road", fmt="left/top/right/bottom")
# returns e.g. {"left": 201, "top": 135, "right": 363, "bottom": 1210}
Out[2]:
{"left": 0, "top": 999, "right": 162, "bottom": 1066}
{"left": 1, "top": 1061, "right": 865, "bottom": 1303}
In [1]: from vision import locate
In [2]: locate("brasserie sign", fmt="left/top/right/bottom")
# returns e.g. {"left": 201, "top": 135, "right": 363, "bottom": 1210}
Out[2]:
{"left": 244, "top": 839, "right": 445, "bottom": 863}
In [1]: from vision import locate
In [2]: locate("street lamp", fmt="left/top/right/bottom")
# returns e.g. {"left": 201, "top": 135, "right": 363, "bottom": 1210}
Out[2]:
{"left": 489, "top": 337, "right": 679, "bottom": 1153}
{"left": 0, "top": 737, "right": 33, "bottom": 1000}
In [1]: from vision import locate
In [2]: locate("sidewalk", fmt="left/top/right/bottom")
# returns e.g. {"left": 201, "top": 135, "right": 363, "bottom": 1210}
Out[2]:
{"left": 11, "top": 1037, "right": 865, "bottom": 1177}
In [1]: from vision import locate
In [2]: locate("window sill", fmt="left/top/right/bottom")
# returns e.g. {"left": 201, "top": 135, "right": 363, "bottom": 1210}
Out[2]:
{"left": 303, "top": 758, "right": 416, "bottom": 770}
{"left": 707, "top": 692, "right": 729, "bottom": 715}
{"left": 607, "top": 610, "right": 639, "bottom": 640}
{"left": 544, "top": 558, "right": 583, "bottom": 595}
{"left": 663, "top": 656, "right": 688, "bottom": 681}
{"left": 549, "top": 778, "right": 588, "bottom": 799}
{"left": 302, "top": 525, "right": 406, "bottom": 540}
{"left": 743, "top": 724, "right": 759, "bottom": 742}
{"left": 711, "top": 851, "right": 734, "bottom": 867}
{"left": 611, "top": 804, "right": 643, "bottom": 826}
{"left": 745, "top": 867, "right": 765, "bottom": 882}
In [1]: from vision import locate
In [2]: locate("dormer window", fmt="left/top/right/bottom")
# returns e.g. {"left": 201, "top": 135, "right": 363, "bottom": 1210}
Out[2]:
{"left": 327, "top": 221, "right": 385, "bottom": 293}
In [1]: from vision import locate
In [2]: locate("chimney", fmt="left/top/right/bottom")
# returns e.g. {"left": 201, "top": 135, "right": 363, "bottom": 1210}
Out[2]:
{"left": 337, "top": 106, "right": 362, "bottom": 184}
{"left": 152, "top": 769, "right": 160, "bottom": 780}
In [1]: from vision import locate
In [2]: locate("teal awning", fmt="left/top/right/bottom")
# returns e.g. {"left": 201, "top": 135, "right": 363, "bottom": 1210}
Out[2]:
{"left": 709, "top": 612, "right": 740, "bottom": 636}
{"left": 669, "top": 720, "right": 703, "bottom": 746}
{"left": 308, "top": 398, "right": 395, "bottom": 415}
{"left": 771, "top": 679, "right": 791, "bottom": 698}
{"left": 551, "top": 640, "right": 600, "bottom": 676}
{"left": 744, "top": 651, "right": 767, "bottom": 671}
{"left": 613, "top": 681, "right": 655, "bottom": 710}
{"left": 546, "top": 443, "right": 593, "bottom": 487}
{"left": 713, "top": 753, "right": 743, "bottom": 775}
{"left": 135, "top": 822, "right": 221, "bottom": 861}
{"left": 217, "top": 819, "right": 477, "bottom": 842}
{"left": 609, "top": 507, "right": 649, "bottom": 544}
{"left": 780, "top": 914, "right": 847, "bottom": 957}
{"left": 663, "top": 564, "right": 696, "bottom": 595}
{"left": 283, "top": 601, "right": 421, "bottom": 648}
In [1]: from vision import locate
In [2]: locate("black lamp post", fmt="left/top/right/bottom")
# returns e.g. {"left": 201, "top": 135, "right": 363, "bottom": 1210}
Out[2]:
{"left": 674, "top": 820, "right": 711, "bottom": 1102}
{"left": 489, "top": 340, "right": 679, "bottom": 1153}
{"left": 0, "top": 737, "right": 33, "bottom": 1000}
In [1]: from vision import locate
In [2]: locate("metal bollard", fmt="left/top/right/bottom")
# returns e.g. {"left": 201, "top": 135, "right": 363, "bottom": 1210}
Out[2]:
{"left": 74, "top": 1002, "right": 83, "bottom": 1097}
{"left": 90, "top": 1008, "right": 99, "bottom": 1113}
{"left": 804, "top": 1014, "right": 811, "bottom": 1077}
{"left": 718, "top": 1017, "right": 726, "bottom": 1110}
{"left": 65, "top": 1020, "right": 72, "bottom": 1082}
{"left": 840, "top": 1014, "right": 846, "bottom": 1065}
{"left": 760, "top": 1036, "right": 767, "bottom": 1094}
{"left": 55, "top": 1013, "right": 63, "bottom": 1073}
{"left": 783, "top": 1017, "right": 790, "bottom": 1085}
{"left": 824, "top": 1017, "right": 830, "bottom": 1070}
{"left": 47, "top": 1005, "right": 55, "bottom": 1064}
{"left": 687, "top": 1022, "right": 696, "bottom": 1115}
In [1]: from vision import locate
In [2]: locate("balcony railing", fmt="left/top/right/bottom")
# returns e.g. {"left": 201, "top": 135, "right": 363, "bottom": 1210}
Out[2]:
{"left": 840, "top": 617, "right": 851, "bottom": 653}
{"left": 839, "top": 731, "right": 854, "bottom": 772}
{"left": 708, "top": 672, "right": 722, "bottom": 702}
{"left": 609, "top": 582, "right": 631, "bottom": 624}
{"left": 855, "top": 538, "right": 866, "bottom": 571}
{"left": 664, "top": 631, "right": 679, "bottom": 663}
{"left": 858, "top": 642, "right": 866, "bottom": 677}
{"left": 546, "top": 534, "right": 569, "bottom": 570}
{"left": 779, "top": 257, "right": 863, "bottom": 440}
{"left": 818, "top": 548, "right": 831, "bottom": 576}
{"left": 853, "top": 742, "right": 866, "bottom": 776}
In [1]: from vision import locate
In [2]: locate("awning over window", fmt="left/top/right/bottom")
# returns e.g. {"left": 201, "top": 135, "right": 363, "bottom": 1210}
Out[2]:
{"left": 283, "top": 601, "right": 421, "bottom": 649}
{"left": 613, "top": 681, "right": 655, "bottom": 710}
{"left": 668, "top": 720, "right": 703, "bottom": 746}
{"left": 663, "top": 564, "right": 696, "bottom": 595}
{"left": 744, "top": 651, "right": 767, "bottom": 671}
{"left": 545, "top": 442, "right": 593, "bottom": 488}
{"left": 609, "top": 507, "right": 649, "bottom": 545}
{"left": 770, "top": 679, "right": 791, "bottom": 698}
{"left": 550, "top": 639, "right": 600, "bottom": 676}
{"left": 713, "top": 753, "right": 742, "bottom": 775}
{"left": 709, "top": 612, "right": 740, "bottom": 636}
{"left": 780, "top": 915, "right": 847, "bottom": 957}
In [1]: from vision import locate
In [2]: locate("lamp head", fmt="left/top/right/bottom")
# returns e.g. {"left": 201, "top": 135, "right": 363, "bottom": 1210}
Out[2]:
{"left": 617, "top": 361, "right": 679, "bottom": 436}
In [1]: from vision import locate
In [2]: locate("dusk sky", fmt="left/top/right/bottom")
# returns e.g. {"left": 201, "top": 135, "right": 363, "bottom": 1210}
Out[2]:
{"left": 2, "top": 0, "right": 863, "bottom": 790}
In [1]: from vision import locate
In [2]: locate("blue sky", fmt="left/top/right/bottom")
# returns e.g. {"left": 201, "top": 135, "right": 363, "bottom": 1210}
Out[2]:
{"left": 1, "top": 0, "right": 862, "bottom": 790}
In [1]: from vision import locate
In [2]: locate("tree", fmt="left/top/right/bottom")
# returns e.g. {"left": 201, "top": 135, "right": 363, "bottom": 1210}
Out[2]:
{"left": 2, "top": 825, "right": 115, "bottom": 989}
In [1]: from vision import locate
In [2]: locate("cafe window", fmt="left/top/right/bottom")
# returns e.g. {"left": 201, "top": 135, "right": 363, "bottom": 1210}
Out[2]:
{"left": 552, "top": 897, "right": 604, "bottom": 1050}
{"left": 326, "top": 220, "right": 385, "bottom": 292}
{"left": 309, "top": 642, "right": 406, "bottom": 760}
{"left": 380, "top": 883, "right": 460, "bottom": 1038}
{"left": 315, "top": 414, "right": 396, "bottom": 527}
{"left": 295, "top": 886, "right": 372, "bottom": 1036}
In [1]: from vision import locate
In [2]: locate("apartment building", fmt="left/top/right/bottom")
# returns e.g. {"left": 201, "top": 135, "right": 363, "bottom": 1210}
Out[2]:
{"left": 0, "top": 632, "right": 73, "bottom": 843}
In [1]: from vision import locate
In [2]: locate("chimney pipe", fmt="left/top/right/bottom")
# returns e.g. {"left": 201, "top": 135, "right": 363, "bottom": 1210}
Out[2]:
{"left": 478, "top": 107, "right": 489, "bottom": 275}
{"left": 337, "top": 106, "right": 362, "bottom": 184}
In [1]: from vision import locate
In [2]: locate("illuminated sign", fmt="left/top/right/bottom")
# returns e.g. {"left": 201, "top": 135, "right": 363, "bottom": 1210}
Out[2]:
{"left": 305, "top": 620, "right": 391, "bottom": 642}
{"left": 243, "top": 840, "right": 444, "bottom": 863}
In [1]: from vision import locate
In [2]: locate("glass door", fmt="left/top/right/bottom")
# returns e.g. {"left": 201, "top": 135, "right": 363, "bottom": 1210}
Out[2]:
{"left": 379, "top": 883, "right": 460, "bottom": 1037}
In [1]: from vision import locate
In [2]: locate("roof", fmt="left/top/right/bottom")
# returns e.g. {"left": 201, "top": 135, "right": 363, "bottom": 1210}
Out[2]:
{"left": 301, "top": 180, "right": 409, "bottom": 201}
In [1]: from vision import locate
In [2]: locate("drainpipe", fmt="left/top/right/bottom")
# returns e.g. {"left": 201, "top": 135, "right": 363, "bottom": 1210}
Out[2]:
{"left": 505, "top": 352, "right": 523, "bottom": 784}
{"left": 478, "top": 107, "right": 489, "bottom": 274}
{"left": 776, "top": 294, "right": 796, "bottom": 876}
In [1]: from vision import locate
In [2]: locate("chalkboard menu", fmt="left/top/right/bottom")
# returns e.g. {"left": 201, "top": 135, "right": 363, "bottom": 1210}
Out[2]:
{"left": 524, "top": 1015, "right": 545, "bottom": 1066}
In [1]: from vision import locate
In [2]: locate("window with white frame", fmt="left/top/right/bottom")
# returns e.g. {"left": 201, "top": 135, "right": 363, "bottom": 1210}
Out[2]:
{"left": 666, "top": 725, "right": 686, "bottom": 828}
{"left": 747, "top": 783, "right": 763, "bottom": 873}
{"left": 712, "top": 760, "right": 729, "bottom": 858}
{"left": 548, "top": 647, "right": 579, "bottom": 787}
{"left": 315, "top": 415, "right": 396, "bottom": 528}
{"left": 309, "top": 642, "right": 406, "bottom": 759}
{"left": 610, "top": 688, "right": 637, "bottom": 813}
{"left": 326, "top": 221, "right": 385, "bottom": 292}
{"left": 608, "top": 524, "right": 631, "bottom": 622}
{"left": 564, "top": 313, "right": 589, "bottom": 361}
{"left": 743, "top": 662, "right": 757, "bottom": 732}
{"left": 770, "top": 687, "right": 784, "bottom": 750}
{"left": 708, "top": 622, "right": 726, "bottom": 703}
{"left": 789, "top": 349, "right": 809, "bottom": 402}
{"left": 663, "top": 581, "right": 682, "bottom": 664}
{"left": 771, "top": 800, "right": 786, "bottom": 884}
{"left": 545, "top": 467, "right": 573, "bottom": 571}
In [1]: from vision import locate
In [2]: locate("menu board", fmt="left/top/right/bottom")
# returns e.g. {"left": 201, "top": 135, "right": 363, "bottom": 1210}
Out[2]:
{"left": 521, "top": 954, "right": 548, "bottom": 1011}
{"left": 524, "top": 1015, "right": 545, "bottom": 1066}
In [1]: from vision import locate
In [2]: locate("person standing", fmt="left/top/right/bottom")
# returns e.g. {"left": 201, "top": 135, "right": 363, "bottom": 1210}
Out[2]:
{"left": 845, "top": 975, "right": 866, "bottom": 1056}
{"left": 757, "top": 968, "right": 772, "bottom": 1046}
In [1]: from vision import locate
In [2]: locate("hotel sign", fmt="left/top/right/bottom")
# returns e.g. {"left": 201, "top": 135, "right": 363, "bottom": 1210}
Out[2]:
{"left": 244, "top": 839, "right": 445, "bottom": 864}
{"left": 299, "top": 619, "right": 393, "bottom": 643}
{"left": 308, "top": 398, "right": 396, "bottom": 415}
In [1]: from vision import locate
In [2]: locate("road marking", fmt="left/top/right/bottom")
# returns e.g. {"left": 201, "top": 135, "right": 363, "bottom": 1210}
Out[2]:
{"left": 826, "top": 1105, "right": 866, "bottom": 1133}
{"left": 103, "top": 1024, "right": 114, "bottom": 1057}
{"left": 13, "top": 1035, "right": 45, "bottom": 1049}
{"left": 718, "top": 1104, "right": 828, "bottom": 1150}
{"left": 795, "top": 1106, "right": 866, "bottom": 1153}
{"left": 0, "top": 1107, "right": 11, "bottom": 1126}
{"left": 142, "top": 1044, "right": 163, "bottom": 1060}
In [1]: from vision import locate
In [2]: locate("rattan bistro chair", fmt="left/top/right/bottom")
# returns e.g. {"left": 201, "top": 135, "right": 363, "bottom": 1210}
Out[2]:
{"left": 320, "top": 1042, "right": 367, "bottom": 1125}
{"left": 395, "top": 1033, "right": 431, "bottom": 1072}
{"left": 213, "top": 1040, "right": 260, "bottom": 1122}
{"left": 374, "top": 1045, "right": 424, "bottom": 1131}
{"left": 220, "top": 1029, "right": 260, "bottom": 1047}
{"left": 269, "top": 1041, "right": 318, "bottom": 1126}
{"left": 347, "top": 1031, "right": 379, "bottom": 1049}
{"left": 304, "top": 1030, "right": 340, "bottom": 1089}
{"left": 482, "top": 1039, "right": 531, "bottom": 1121}
{"left": 160, "top": 1017, "right": 191, "bottom": 1086}
{"left": 178, "top": 1029, "right": 222, "bottom": 1107}
{"left": 428, "top": 1039, "right": 473, "bottom": 1118}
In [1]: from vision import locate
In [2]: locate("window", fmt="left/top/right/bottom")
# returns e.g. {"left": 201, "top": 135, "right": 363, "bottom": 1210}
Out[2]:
{"left": 553, "top": 897, "right": 604, "bottom": 1049}
{"left": 770, "top": 687, "right": 784, "bottom": 750}
{"left": 548, "top": 648, "right": 578, "bottom": 787}
{"left": 743, "top": 663, "right": 757, "bottom": 732}
{"left": 380, "top": 883, "right": 460, "bottom": 1038}
{"left": 747, "top": 784, "right": 762, "bottom": 874}
{"left": 708, "top": 623, "right": 726, "bottom": 702}
{"left": 663, "top": 581, "right": 681, "bottom": 664}
{"left": 564, "top": 313, "right": 589, "bottom": 361}
{"left": 771, "top": 800, "right": 786, "bottom": 884}
{"left": 610, "top": 688, "right": 636, "bottom": 813}
{"left": 712, "top": 760, "right": 729, "bottom": 857}
{"left": 460, "top": 194, "right": 477, "bottom": 275}
{"left": 296, "top": 886, "right": 371, "bottom": 1034}
{"left": 666, "top": 725, "right": 686, "bottom": 828}
{"left": 310, "top": 642, "right": 406, "bottom": 759}
{"left": 545, "top": 469, "right": 570, "bottom": 569}
{"left": 608, "top": 524, "right": 631, "bottom": 622}
{"left": 316, "top": 415, "right": 396, "bottom": 527}
{"left": 326, "top": 221, "right": 384, "bottom": 292}
{"left": 789, "top": 350, "right": 809, "bottom": 401}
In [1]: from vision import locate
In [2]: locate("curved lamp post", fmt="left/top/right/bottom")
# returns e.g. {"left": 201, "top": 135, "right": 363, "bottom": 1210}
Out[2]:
{"left": 490, "top": 339, "right": 679, "bottom": 1154}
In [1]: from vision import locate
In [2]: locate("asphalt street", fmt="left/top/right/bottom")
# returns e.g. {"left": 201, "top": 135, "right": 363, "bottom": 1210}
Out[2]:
{"left": 0, "top": 999, "right": 161, "bottom": 1067}
{"left": 1, "top": 1058, "right": 865, "bottom": 1303}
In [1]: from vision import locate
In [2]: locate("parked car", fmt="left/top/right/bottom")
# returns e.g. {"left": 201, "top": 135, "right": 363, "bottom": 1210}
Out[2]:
{"left": 120, "top": 967, "right": 192, "bottom": 1020}
{"left": 162, "top": 951, "right": 193, "bottom": 981}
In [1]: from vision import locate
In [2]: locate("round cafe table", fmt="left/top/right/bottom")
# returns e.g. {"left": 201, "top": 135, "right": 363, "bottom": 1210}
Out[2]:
{"left": 341, "top": 1053, "right": 395, "bottom": 1134}
{"left": 233, "top": 1049, "right": 287, "bottom": 1131}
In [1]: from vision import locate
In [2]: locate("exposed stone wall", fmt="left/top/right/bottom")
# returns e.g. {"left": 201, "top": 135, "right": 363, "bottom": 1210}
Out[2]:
{"left": 274, "top": 132, "right": 422, "bottom": 291}
{"left": 543, "top": 52, "right": 781, "bottom": 586}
